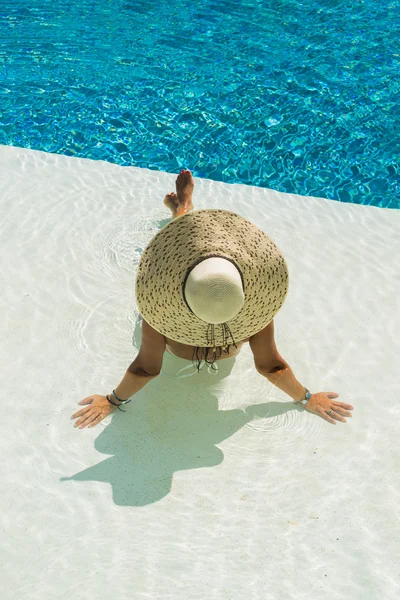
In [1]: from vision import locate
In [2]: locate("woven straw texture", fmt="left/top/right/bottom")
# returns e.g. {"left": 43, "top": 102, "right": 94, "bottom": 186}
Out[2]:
{"left": 135, "top": 209, "right": 289, "bottom": 347}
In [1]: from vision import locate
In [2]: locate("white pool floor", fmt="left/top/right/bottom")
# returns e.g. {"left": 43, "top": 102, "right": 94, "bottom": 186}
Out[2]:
{"left": 0, "top": 145, "right": 399, "bottom": 600}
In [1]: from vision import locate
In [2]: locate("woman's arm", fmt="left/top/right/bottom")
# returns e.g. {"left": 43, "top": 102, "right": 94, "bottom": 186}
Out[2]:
{"left": 249, "top": 320, "right": 306, "bottom": 402}
{"left": 111, "top": 320, "right": 166, "bottom": 403}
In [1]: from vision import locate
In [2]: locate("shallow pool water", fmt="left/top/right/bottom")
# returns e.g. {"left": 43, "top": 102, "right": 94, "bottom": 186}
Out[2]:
{"left": 0, "top": 0, "right": 399, "bottom": 208}
{"left": 1, "top": 145, "right": 399, "bottom": 600}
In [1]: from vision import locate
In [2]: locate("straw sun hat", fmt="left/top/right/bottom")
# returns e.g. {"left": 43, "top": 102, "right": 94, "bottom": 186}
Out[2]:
{"left": 135, "top": 209, "right": 289, "bottom": 349}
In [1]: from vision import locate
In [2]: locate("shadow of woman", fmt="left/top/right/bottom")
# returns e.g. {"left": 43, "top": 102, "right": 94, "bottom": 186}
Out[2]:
{"left": 60, "top": 316, "right": 298, "bottom": 506}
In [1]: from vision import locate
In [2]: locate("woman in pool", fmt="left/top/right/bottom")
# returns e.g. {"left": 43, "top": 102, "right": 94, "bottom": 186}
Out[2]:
{"left": 71, "top": 170, "right": 353, "bottom": 430}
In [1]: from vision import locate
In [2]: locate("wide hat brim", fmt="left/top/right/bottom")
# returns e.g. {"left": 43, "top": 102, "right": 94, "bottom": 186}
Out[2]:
{"left": 135, "top": 209, "right": 289, "bottom": 347}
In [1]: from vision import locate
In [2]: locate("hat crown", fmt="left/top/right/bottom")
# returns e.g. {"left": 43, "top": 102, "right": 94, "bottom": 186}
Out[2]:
{"left": 184, "top": 257, "right": 245, "bottom": 325}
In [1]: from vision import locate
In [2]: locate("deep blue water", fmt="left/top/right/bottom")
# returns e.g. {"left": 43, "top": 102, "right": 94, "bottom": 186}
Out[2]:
{"left": 0, "top": 0, "right": 399, "bottom": 208}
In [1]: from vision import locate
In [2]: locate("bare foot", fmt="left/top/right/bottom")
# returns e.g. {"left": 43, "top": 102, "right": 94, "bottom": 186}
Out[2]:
{"left": 175, "top": 169, "right": 194, "bottom": 217}
{"left": 163, "top": 170, "right": 195, "bottom": 219}
{"left": 163, "top": 192, "right": 179, "bottom": 218}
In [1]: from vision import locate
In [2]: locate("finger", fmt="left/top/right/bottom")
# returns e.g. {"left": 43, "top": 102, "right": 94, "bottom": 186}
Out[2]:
{"left": 76, "top": 412, "right": 98, "bottom": 429}
{"left": 320, "top": 411, "right": 336, "bottom": 425}
{"left": 332, "top": 405, "right": 353, "bottom": 417}
{"left": 71, "top": 407, "right": 91, "bottom": 419}
{"left": 333, "top": 402, "right": 354, "bottom": 410}
{"left": 323, "top": 405, "right": 346, "bottom": 423}
{"left": 326, "top": 393, "right": 340, "bottom": 398}
{"left": 332, "top": 411, "right": 346, "bottom": 423}
{"left": 88, "top": 415, "right": 102, "bottom": 428}
{"left": 74, "top": 411, "right": 95, "bottom": 428}
{"left": 78, "top": 397, "right": 94, "bottom": 405}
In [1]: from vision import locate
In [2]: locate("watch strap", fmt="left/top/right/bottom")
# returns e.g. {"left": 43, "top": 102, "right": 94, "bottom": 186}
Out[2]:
{"left": 295, "top": 388, "right": 311, "bottom": 405}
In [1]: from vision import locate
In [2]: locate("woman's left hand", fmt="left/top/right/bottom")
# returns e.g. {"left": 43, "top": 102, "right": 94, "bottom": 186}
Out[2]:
{"left": 305, "top": 392, "right": 354, "bottom": 424}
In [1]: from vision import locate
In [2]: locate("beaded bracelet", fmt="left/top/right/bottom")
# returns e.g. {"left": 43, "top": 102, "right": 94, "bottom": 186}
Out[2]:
{"left": 112, "top": 389, "right": 128, "bottom": 402}
{"left": 106, "top": 394, "right": 126, "bottom": 412}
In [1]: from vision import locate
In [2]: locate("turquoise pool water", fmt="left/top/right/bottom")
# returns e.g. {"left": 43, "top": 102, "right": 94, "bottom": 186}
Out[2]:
{"left": 0, "top": 0, "right": 399, "bottom": 208}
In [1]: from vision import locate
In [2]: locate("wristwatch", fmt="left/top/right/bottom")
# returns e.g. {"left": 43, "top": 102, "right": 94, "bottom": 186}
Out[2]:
{"left": 295, "top": 388, "right": 312, "bottom": 405}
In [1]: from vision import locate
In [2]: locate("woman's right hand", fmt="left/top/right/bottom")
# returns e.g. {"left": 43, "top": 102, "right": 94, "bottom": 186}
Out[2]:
{"left": 71, "top": 394, "right": 118, "bottom": 430}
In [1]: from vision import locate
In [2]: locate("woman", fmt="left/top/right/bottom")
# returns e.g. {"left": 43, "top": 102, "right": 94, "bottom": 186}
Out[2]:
{"left": 71, "top": 170, "right": 353, "bottom": 429}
